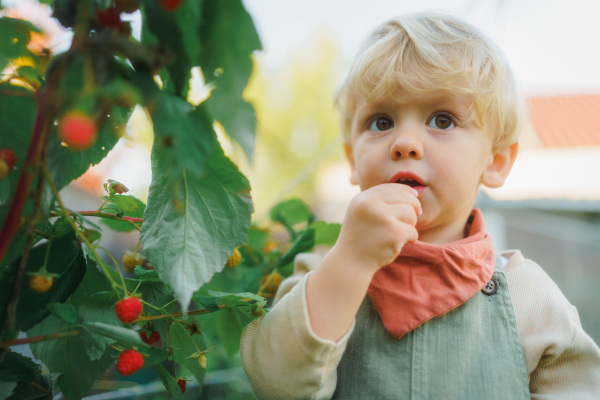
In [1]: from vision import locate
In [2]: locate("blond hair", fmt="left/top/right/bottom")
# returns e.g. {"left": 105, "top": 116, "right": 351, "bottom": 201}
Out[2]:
{"left": 336, "top": 13, "right": 523, "bottom": 149}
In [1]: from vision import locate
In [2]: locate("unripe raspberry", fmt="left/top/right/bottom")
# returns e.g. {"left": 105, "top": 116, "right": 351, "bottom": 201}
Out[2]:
{"left": 58, "top": 111, "right": 97, "bottom": 151}
{"left": 115, "top": 297, "right": 143, "bottom": 323}
{"left": 176, "top": 378, "right": 186, "bottom": 393}
{"left": 198, "top": 353, "right": 207, "bottom": 369}
{"left": 139, "top": 330, "right": 161, "bottom": 345}
{"left": 122, "top": 252, "right": 144, "bottom": 273}
{"left": 260, "top": 271, "right": 282, "bottom": 296}
{"left": 116, "top": 349, "right": 144, "bottom": 376}
{"left": 225, "top": 248, "right": 241, "bottom": 268}
{"left": 29, "top": 275, "right": 54, "bottom": 293}
{"left": 263, "top": 241, "right": 278, "bottom": 254}
{"left": 251, "top": 303, "right": 264, "bottom": 317}
{"left": 158, "top": 0, "right": 183, "bottom": 12}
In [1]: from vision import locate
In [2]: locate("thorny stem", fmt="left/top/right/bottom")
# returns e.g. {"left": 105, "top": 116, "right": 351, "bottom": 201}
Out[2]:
{"left": 51, "top": 210, "right": 143, "bottom": 224}
{"left": 0, "top": 330, "right": 80, "bottom": 348}
{"left": 134, "top": 305, "right": 228, "bottom": 323}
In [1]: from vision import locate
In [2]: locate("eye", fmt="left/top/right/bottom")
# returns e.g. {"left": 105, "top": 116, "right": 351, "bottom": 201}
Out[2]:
{"left": 427, "top": 113, "right": 455, "bottom": 130}
{"left": 369, "top": 116, "right": 393, "bottom": 132}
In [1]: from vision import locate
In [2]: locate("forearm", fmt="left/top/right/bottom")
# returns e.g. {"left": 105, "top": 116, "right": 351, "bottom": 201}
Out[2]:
{"left": 306, "top": 246, "right": 375, "bottom": 342}
{"left": 240, "top": 274, "right": 350, "bottom": 399}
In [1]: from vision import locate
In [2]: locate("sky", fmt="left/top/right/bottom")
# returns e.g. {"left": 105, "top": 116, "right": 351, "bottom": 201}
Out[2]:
{"left": 243, "top": 0, "right": 600, "bottom": 96}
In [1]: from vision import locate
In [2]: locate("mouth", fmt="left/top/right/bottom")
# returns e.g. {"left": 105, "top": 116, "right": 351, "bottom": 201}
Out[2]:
{"left": 390, "top": 172, "right": 426, "bottom": 195}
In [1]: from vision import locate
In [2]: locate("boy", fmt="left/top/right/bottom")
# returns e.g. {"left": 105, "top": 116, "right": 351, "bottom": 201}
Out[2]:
{"left": 241, "top": 13, "right": 600, "bottom": 399}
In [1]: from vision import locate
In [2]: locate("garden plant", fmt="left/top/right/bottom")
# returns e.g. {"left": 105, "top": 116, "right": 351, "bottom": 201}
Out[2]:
{"left": 0, "top": 0, "right": 340, "bottom": 398}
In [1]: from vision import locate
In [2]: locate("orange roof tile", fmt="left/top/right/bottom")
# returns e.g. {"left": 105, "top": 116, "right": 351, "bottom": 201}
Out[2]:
{"left": 526, "top": 94, "right": 600, "bottom": 148}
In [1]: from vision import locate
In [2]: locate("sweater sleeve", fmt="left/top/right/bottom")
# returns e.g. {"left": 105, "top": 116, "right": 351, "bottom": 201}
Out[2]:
{"left": 504, "top": 251, "right": 600, "bottom": 399}
{"left": 240, "top": 253, "right": 354, "bottom": 400}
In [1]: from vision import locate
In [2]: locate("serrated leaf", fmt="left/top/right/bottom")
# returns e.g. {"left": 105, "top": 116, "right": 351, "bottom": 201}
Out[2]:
{"left": 0, "top": 349, "right": 39, "bottom": 382}
{"left": 169, "top": 322, "right": 206, "bottom": 385}
{"left": 141, "top": 140, "right": 253, "bottom": 313}
{"left": 199, "top": 0, "right": 261, "bottom": 158}
{"left": 12, "top": 230, "right": 87, "bottom": 331}
{"left": 141, "top": 346, "right": 169, "bottom": 366}
{"left": 28, "top": 313, "right": 117, "bottom": 400}
{"left": 149, "top": 93, "right": 214, "bottom": 178}
{"left": 141, "top": 0, "right": 202, "bottom": 96}
{"left": 84, "top": 321, "right": 148, "bottom": 347}
{"left": 152, "top": 364, "right": 184, "bottom": 400}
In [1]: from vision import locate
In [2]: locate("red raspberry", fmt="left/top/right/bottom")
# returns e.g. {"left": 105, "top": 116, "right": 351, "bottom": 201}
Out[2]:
{"left": 116, "top": 349, "right": 144, "bottom": 376}
{"left": 115, "top": 297, "right": 143, "bottom": 323}
{"left": 177, "top": 378, "right": 186, "bottom": 393}
{"left": 139, "top": 330, "right": 160, "bottom": 345}
{"left": 58, "top": 111, "right": 97, "bottom": 151}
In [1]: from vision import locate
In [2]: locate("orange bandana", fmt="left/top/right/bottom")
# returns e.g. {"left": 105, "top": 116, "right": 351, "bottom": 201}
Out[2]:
{"left": 367, "top": 209, "right": 495, "bottom": 339}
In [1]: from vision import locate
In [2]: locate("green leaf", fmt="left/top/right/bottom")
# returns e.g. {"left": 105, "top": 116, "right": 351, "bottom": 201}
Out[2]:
{"left": 192, "top": 296, "right": 220, "bottom": 313}
{"left": 216, "top": 308, "right": 252, "bottom": 356}
{"left": 102, "top": 196, "right": 145, "bottom": 232}
{"left": 277, "top": 228, "right": 315, "bottom": 267}
{"left": 270, "top": 198, "right": 314, "bottom": 231}
{"left": 28, "top": 313, "right": 117, "bottom": 400}
{"left": 47, "top": 105, "right": 130, "bottom": 190}
{"left": 69, "top": 261, "right": 122, "bottom": 361}
{"left": 311, "top": 221, "right": 341, "bottom": 247}
{"left": 8, "top": 372, "right": 58, "bottom": 400}
{"left": 199, "top": 0, "right": 261, "bottom": 158}
{"left": 149, "top": 93, "right": 214, "bottom": 179}
{"left": 0, "top": 17, "right": 37, "bottom": 60}
{"left": 141, "top": 0, "right": 202, "bottom": 96}
{"left": 152, "top": 364, "right": 184, "bottom": 400}
{"left": 0, "top": 349, "right": 39, "bottom": 382}
{"left": 47, "top": 302, "right": 78, "bottom": 324}
{"left": 9, "top": 230, "right": 87, "bottom": 332}
{"left": 83, "top": 321, "right": 148, "bottom": 347}
{"left": 105, "top": 194, "right": 140, "bottom": 214}
{"left": 141, "top": 140, "right": 253, "bottom": 313}
{"left": 169, "top": 322, "right": 206, "bottom": 385}
{"left": 0, "top": 382, "right": 16, "bottom": 400}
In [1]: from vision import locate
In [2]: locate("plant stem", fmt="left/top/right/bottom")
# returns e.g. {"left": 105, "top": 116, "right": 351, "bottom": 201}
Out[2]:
{"left": 41, "top": 166, "right": 123, "bottom": 292}
{"left": 0, "top": 330, "right": 80, "bottom": 348}
{"left": 133, "top": 305, "right": 227, "bottom": 323}
{"left": 50, "top": 210, "right": 143, "bottom": 224}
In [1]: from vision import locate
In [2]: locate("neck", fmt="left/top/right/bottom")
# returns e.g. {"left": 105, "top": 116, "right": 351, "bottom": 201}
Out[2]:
{"left": 417, "top": 212, "right": 473, "bottom": 246}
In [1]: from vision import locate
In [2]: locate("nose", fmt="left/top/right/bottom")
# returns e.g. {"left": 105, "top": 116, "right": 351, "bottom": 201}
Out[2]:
{"left": 389, "top": 124, "right": 423, "bottom": 160}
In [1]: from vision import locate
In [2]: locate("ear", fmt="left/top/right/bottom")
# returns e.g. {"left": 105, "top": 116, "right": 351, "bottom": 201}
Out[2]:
{"left": 344, "top": 144, "right": 359, "bottom": 185}
{"left": 481, "top": 142, "right": 518, "bottom": 188}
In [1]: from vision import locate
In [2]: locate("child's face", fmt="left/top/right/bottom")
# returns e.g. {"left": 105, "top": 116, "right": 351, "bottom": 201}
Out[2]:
{"left": 345, "top": 89, "right": 514, "bottom": 244}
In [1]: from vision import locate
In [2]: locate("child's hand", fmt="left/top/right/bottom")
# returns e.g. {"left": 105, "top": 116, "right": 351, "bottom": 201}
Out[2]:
{"left": 335, "top": 183, "right": 421, "bottom": 273}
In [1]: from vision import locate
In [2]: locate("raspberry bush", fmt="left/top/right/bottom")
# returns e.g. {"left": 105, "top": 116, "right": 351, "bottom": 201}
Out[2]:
{"left": 0, "top": 1, "right": 342, "bottom": 398}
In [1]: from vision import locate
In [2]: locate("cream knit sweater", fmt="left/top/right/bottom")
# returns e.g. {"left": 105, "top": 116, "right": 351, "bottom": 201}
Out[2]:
{"left": 240, "top": 250, "right": 600, "bottom": 399}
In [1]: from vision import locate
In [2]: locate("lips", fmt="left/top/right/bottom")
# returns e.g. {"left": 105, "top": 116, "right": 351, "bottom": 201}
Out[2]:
{"left": 390, "top": 172, "right": 426, "bottom": 196}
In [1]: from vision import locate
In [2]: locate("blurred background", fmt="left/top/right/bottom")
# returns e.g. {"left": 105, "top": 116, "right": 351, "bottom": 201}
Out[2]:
{"left": 4, "top": 0, "right": 600, "bottom": 397}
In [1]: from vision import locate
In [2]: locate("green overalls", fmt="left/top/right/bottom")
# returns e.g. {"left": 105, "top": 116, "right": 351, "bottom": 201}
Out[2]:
{"left": 332, "top": 259, "right": 530, "bottom": 399}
